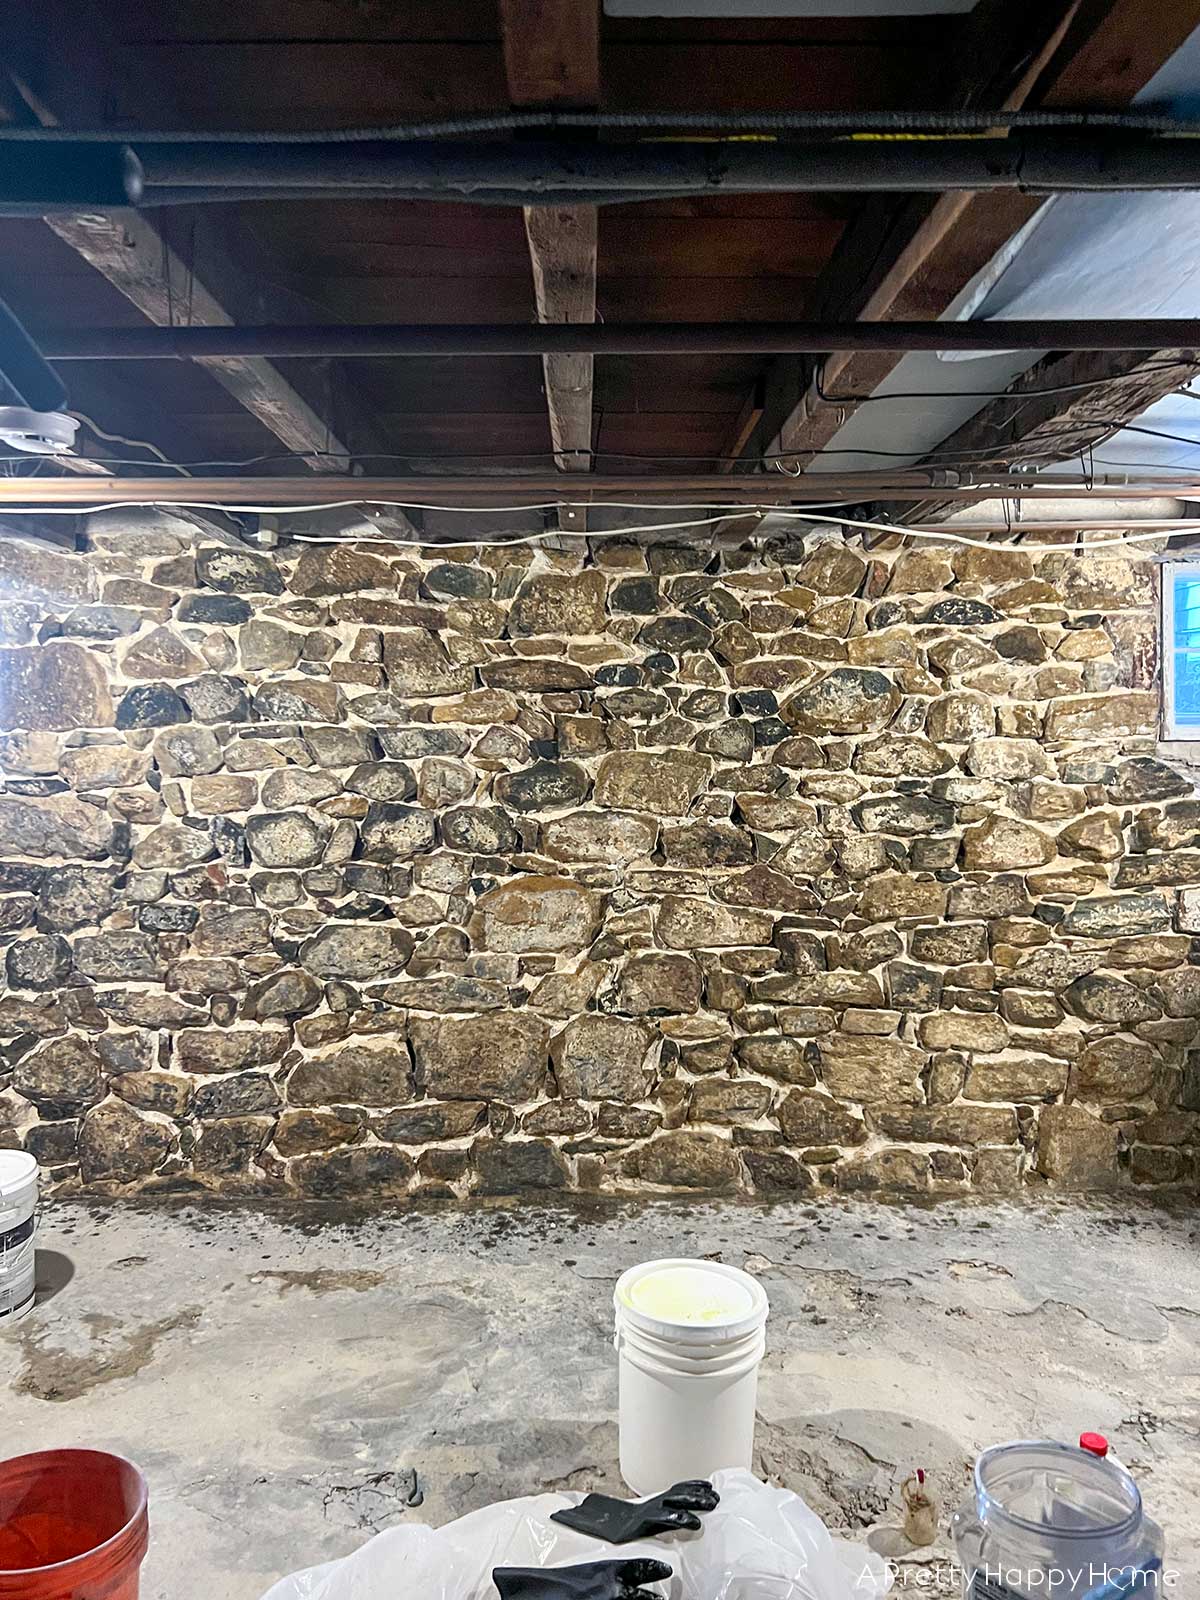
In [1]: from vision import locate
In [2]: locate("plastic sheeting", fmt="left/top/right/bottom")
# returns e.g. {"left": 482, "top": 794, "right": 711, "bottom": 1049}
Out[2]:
{"left": 260, "top": 1470, "right": 892, "bottom": 1600}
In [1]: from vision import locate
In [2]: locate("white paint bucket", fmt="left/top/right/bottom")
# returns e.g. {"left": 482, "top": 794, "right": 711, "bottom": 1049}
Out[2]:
{"left": 0, "top": 1150, "right": 38, "bottom": 1324}
{"left": 613, "top": 1258, "right": 769, "bottom": 1495}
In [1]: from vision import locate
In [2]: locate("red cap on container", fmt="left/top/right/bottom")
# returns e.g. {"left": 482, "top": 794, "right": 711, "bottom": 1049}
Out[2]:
{"left": 1079, "top": 1432, "right": 1109, "bottom": 1458}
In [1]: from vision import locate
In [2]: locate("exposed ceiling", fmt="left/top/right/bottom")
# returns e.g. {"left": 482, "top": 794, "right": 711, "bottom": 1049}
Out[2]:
{"left": 2, "top": 0, "right": 1199, "bottom": 498}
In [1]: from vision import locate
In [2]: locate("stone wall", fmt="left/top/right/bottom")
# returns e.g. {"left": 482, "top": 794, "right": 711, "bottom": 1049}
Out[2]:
{"left": 0, "top": 511, "right": 1197, "bottom": 1199}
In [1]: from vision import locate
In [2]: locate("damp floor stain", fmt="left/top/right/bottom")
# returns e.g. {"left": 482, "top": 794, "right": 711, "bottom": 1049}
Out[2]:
{"left": 16, "top": 1307, "right": 202, "bottom": 1402}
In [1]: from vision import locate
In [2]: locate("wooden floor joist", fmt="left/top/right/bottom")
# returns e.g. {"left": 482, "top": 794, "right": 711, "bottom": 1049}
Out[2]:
{"left": 501, "top": 0, "right": 601, "bottom": 475}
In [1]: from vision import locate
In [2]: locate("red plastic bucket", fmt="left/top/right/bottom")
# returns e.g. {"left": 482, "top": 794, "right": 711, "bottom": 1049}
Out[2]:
{"left": 0, "top": 1450, "right": 148, "bottom": 1600}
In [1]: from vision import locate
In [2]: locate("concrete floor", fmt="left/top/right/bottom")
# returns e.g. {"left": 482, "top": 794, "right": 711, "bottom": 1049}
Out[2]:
{"left": 2, "top": 1197, "right": 1198, "bottom": 1600}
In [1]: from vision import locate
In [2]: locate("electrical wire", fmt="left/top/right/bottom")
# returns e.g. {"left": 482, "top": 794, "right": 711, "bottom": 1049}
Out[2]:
{"left": 67, "top": 411, "right": 193, "bottom": 477}
{"left": 0, "top": 497, "right": 1191, "bottom": 552}
{"left": 812, "top": 361, "right": 1195, "bottom": 408}
{"left": 7, "top": 109, "right": 1200, "bottom": 142}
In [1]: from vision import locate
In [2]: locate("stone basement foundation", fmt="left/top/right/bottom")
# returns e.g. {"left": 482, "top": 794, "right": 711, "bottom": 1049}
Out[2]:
{"left": 0, "top": 513, "right": 1197, "bottom": 1198}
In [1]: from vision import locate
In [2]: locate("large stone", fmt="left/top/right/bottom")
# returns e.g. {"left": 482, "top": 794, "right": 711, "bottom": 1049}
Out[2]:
{"left": 382, "top": 630, "right": 475, "bottom": 696}
{"left": 411, "top": 1012, "right": 549, "bottom": 1100}
{"left": 6, "top": 934, "right": 71, "bottom": 992}
{"left": 925, "top": 692, "right": 994, "bottom": 742}
{"left": 193, "top": 905, "right": 272, "bottom": 955}
{"left": 246, "top": 969, "right": 323, "bottom": 1019}
{"left": 1044, "top": 693, "right": 1157, "bottom": 740}
{"left": 239, "top": 620, "right": 303, "bottom": 671}
{"left": 59, "top": 744, "right": 149, "bottom": 791}
{"left": 919, "top": 1012, "right": 1008, "bottom": 1052}
{"left": 74, "top": 931, "right": 161, "bottom": 981}
{"left": 14, "top": 1037, "right": 104, "bottom": 1115}
{"left": 181, "top": 675, "right": 248, "bottom": 724}
{"left": 542, "top": 810, "right": 658, "bottom": 865}
{"left": 494, "top": 760, "right": 590, "bottom": 813}
{"left": 782, "top": 668, "right": 898, "bottom": 734}
{"left": 132, "top": 824, "right": 214, "bottom": 869}
{"left": 854, "top": 737, "right": 950, "bottom": 777}
{"left": 38, "top": 867, "right": 115, "bottom": 932}
{"left": 735, "top": 1036, "right": 817, "bottom": 1086}
{"left": 873, "top": 1105, "right": 1017, "bottom": 1146}
{"left": 0, "top": 793, "right": 112, "bottom": 859}
{"left": 121, "top": 627, "right": 203, "bottom": 680}
{"left": 193, "top": 1073, "right": 281, "bottom": 1119}
{"left": 510, "top": 571, "right": 606, "bottom": 636}
{"left": 1157, "top": 965, "right": 1200, "bottom": 1018}
{"left": 1057, "top": 813, "right": 1124, "bottom": 862}
{"left": 1059, "top": 894, "right": 1170, "bottom": 940}
{"left": 288, "top": 1044, "right": 414, "bottom": 1107}
{"left": 115, "top": 683, "right": 188, "bottom": 729}
{"left": 441, "top": 806, "right": 518, "bottom": 854}
{"left": 858, "top": 874, "right": 948, "bottom": 924}
{"left": 196, "top": 545, "right": 283, "bottom": 594}
{"left": 795, "top": 545, "right": 866, "bottom": 596}
{"left": 300, "top": 924, "right": 414, "bottom": 980}
{"left": 554, "top": 1015, "right": 654, "bottom": 1100}
{"left": 656, "top": 896, "right": 773, "bottom": 949}
{"left": 253, "top": 680, "right": 345, "bottom": 722}
{"left": 962, "top": 816, "right": 1054, "bottom": 871}
{"left": 359, "top": 802, "right": 436, "bottom": 860}
{"left": 1066, "top": 975, "right": 1160, "bottom": 1025}
{"left": 0, "top": 536, "right": 91, "bottom": 604}
{"left": 594, "top": 750, "right": 711, "bottom": 816}
{"left": 855, "top": 794, "right": 953, "bottom": 835}
{"left": 965, "top": 739, "right": 1053, "bottom": 779}
{"left": 777, "top": 1088, "right": 867, "bottom": 1145}
{"left": 636, "top": 1131, "right": 741, "bottom": 1190}
{"left": 153, "top": 726, "right": 223, "bottom": 777}
{"left": 480, "top": 659, "right": 591, "bottom": 692}
{"left": 177, "top": 1029, "right": 289, "bottom": 1074}
{"left": 346, "top": 762, "right": 416, "bottom": 803}
{"left": 470, "top": 876, "right": 600, "bottom": 954}
{"left": 473, "top": 1138, "right": 570, "bottom": 1194}
{"left": 616, "top": 953, "right": 703, "bottom": 1015}
{"left": 663, "top": 821, "right": 754, "bottom": 867}
{"left": 1074, "top": 1036, "right": 1157, "bottom": 1099}
{"left": 1036, "top": 1103, "right": 1118, "bottom": 1188}
{"left": 1038, "top": 553, "right": 1153, "bottom": 610}
{"left": 689, "top": 1078, "right": 772, "bottom": 1124}
{"left": 0, "top": 643, "right": 114, "bottom": 731}
{"left": 290, "top": 1145, "right": 413, "bottom": 1199}
{"left": 638, "top": 615, "right": 714, "bottom": 654}
{"left": 1107, "top": 758, "right": 1191, "bottom": 804}
{"left": 292, "top": 545, "right": 394, "bottom": 596}
{"left": 369, "top": 1101, "right": 486, "bottom": 1144}
{"left": 78, "top": 1100, "right": 174, "bottom": 1185}
{"left": 965, "top": 1054, "right": 1068, "bottom": 1101}
{"left": 817, "top": 1035, "right": 926, "bottom": 1104}
{"left": 246, "top": 811, "right": 330, "bottom": 868}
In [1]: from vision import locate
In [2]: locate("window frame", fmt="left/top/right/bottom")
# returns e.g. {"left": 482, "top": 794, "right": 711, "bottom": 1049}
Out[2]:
{"left": 1161, "top": 561, "right": 1200, "bottom": 740}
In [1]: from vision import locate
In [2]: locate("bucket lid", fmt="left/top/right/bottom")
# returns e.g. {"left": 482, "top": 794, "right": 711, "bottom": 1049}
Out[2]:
{"left": 614, "top": 1258, "right": 768, "bottom": 1343}
{"left": 0, "top": 1152, "right": 37, "bottom": 1204}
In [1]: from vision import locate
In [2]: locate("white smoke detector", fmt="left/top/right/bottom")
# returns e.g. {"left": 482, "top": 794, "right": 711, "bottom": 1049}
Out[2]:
{"left": 0, "top": 407, "right": 80, "bottom": 455}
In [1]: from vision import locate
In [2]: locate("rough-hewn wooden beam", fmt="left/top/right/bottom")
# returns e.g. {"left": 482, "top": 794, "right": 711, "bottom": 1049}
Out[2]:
{"left": 44, "top": 210, "right": 352, "bottom": 472}
{"left": 904, "top": 347, "right": 1200, "bottom": 522}
{"left": 746, "top": 0, "right": 1200, "bottom": 467}
{"left": 501, "top": 0, "right": 600, "bottom": 475}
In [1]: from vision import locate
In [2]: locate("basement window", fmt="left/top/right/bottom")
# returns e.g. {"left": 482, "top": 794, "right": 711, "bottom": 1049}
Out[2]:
{"left": 1162, "top": 564, "right": 1200, "bottom": 739}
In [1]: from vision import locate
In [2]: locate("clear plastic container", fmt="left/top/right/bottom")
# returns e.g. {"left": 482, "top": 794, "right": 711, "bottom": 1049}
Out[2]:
{"left": 951, "top": 1442, "right": 1164, "bottom": 1600}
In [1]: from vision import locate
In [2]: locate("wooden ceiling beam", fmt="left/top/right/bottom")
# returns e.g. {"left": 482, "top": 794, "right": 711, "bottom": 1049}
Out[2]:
{"left": 500, "top": 0, "right": 600, "bottom": 476}
{"left": 902, "top": 346, "right": 1200, "bottom": 522}
{"left": 742, "top": 0, "right": 1200, "bottom": 469}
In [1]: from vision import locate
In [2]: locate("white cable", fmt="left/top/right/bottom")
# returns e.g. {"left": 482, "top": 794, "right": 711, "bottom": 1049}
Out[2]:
{"left": 66, "top": 412, "right": 193, "bottom": 478}
{"left": 0, "top": 496, "right": 1194, "bottom": 551}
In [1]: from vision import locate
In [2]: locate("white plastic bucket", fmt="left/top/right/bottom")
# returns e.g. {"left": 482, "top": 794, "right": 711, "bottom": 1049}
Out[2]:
{"left": 0, "top": 1150, "right": 38, "bottom": 1324}
{"left": 613, "top": 1258, "right": 769, "bottom": 1496}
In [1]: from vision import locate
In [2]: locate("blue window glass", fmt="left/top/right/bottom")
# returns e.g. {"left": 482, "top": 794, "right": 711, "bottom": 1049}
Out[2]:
{"left": 1174, "top": 572, "right": 1200, "bottom": 729}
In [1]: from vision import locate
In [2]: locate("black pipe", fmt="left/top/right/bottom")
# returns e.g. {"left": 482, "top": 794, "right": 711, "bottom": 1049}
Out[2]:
{"left": 38, "top": 319, "right": 1200, "bottom": 361}
{"left": 6, "top": 134, "right": 1200, "bottom": 214}
{"left": 120, "top": 135, "right": 1200, "bottom": 196}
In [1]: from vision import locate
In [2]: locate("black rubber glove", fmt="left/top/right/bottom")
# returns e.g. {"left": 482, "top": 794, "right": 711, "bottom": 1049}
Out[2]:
{"left": 493, "top": 1558, "right": 673, "bottom": 1600}
{"left": 549, "top": 1481, "right": 719, "bottom": 1544}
